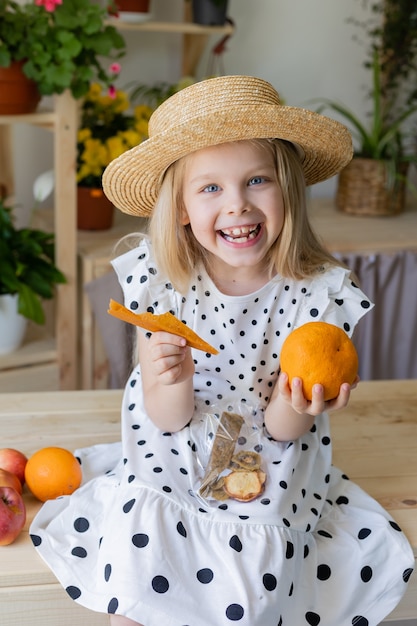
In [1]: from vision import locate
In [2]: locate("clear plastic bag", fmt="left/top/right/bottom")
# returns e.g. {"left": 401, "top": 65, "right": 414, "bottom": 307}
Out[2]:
{"left": 191, "top": 402, "right": 266, "bottom": 506}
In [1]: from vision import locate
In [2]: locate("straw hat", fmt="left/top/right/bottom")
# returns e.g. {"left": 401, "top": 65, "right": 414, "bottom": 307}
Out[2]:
{"left": 102, "top": 75, "right": 353, "bottom": 217}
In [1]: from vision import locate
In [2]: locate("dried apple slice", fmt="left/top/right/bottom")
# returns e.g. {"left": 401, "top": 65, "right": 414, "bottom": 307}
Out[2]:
{"left": 224, "top": 469, "right": 266, "bottom": 502}
{"left": 107, "top": 299, "right": 218, "bottom": 355}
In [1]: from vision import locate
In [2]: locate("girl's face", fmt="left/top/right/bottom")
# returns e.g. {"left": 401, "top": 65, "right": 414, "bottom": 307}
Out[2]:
{"left": 181, "top": 141, "right": 285, "bottom": 287}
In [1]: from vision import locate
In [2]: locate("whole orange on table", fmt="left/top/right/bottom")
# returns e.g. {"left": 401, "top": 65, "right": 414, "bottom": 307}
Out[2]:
{"left": 25, "top": 447, "right": 82, "bottom": 502}
{"left": 280, "top": 322, "right": 358, "bottom": 401}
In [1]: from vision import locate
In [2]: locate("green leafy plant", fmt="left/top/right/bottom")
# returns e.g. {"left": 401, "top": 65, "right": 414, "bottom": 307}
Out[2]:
{"left": 315, "top": 50, "right": 417, "bottom": 167}
{"left": 0, "top": 197, "right": 66, "bottom": 324}
{"left": 0, "top": 0, "right": 125, "bottom": 98}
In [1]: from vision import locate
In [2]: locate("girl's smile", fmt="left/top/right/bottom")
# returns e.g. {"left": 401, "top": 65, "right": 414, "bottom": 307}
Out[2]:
{"left": 182, "top": 141, "right": 285, "bottom": 292}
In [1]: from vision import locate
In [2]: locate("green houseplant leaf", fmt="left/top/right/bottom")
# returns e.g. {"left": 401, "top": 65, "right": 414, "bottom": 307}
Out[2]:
{"left": 0, "top": 199, "right": 66, "bottom": 325}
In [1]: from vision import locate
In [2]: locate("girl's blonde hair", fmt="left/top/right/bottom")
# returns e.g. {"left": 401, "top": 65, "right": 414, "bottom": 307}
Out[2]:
{"left": 150, "top": 139, "right": 343, "bottom": 292}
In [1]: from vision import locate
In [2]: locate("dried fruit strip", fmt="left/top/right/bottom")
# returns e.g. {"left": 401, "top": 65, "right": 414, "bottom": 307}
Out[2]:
{"left": 107, "top": 299, "right": 218, "bottom": 355}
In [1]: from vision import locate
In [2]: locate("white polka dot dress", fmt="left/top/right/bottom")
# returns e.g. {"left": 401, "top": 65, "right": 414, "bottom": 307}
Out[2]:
{"left": 30, "top": 238, "right": 414, "bottom": 626}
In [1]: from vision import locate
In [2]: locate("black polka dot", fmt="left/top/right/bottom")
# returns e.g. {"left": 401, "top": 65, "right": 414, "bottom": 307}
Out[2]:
{"left": 107, "top": 597, "right": 119, "bottom": 614}
{"left": 104, "top": 563, "right": 112, "bottom": 581}
{"left": 305, "top": 612, "right": 320, "bottom": 625}
{"left": 229, "top": 535, "right": 242, "bottom": 552}
{"left": 30, "top": 534, "right": 42, "bottom": 547}
{"left": 310, "top": 308, "right": 319, "bottom": 317}
{"left": 351, "top": 617, "right": 368, "bottom": 626}
{"left": 177, "top": 521, "right": 187, "bottom": 537}
{"left": 286, "top": 542, "right": 294, "bottom": 559}
{"left": 317, "top": 564, "right": 331, "bottom": 580}
{"left": 360, "top": 566, "right": 373, "bottom": 582}
{"left": 71, "top": 546, "right": 87, "bottom": 558}
{"left": 262, "top": 573, "right": 277, "bottom": 591}
{"left": 152, "top": 575, "right": 169, "bottom": 593}
{"left": 225, "top": 603, "right": 244, "bottom": 620}
{"left": 123, "top": 499, "right": 136, "bottom": 513}
{"left": 358, "top": 528, "right": 371, "bottom": 540}
{"left": 361, "top": 300, "right": 370, "bottom": 309}
{"left": 74, "top": 517, "right": 89, "bottom": 533}
{"left": 66, "top": 586, "right": 81, "bottom": 600}
{"left": 196, "top": 568, "right": 214, "bottom": 583}
{"left": 403, "top": 568, "right": 413, "bottom": 583}
{"left": 132, "top": 533, "right": 149, "bottom": 548}
{"left": 389, "top": 520, "right": 402, "bottom": 532}
{"left": 336, "top": 495, "right": 349, "bottom": 505}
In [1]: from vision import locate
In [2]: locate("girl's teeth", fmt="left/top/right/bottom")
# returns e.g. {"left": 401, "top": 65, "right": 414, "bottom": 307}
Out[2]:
{"left": 221, "top": 225, "right": 260, "bottom": 243}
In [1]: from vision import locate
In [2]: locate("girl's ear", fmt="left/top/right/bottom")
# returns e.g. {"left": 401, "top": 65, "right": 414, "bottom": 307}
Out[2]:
{"left": 180, "top": 206, "right": 190, "bottom": 225}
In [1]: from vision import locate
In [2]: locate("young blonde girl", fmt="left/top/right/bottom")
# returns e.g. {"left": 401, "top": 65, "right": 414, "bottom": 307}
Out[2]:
{"left": 31, "top": 76, "right": 413, "bottom": 626}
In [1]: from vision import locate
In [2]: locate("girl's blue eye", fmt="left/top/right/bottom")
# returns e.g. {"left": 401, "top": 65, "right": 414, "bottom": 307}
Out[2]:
{"left": 249, "top": 176, "right": 265, "bottom": 186}
{"left": 203, "top": 184, "right": 220, "bottom": 193}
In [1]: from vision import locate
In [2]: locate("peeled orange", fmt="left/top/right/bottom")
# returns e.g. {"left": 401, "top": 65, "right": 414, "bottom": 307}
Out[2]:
{"left": 25, "top": 447, "right": 82, "bottom": 502}
{"left": 280, "top": 321, "right": 358, "bottom": 401}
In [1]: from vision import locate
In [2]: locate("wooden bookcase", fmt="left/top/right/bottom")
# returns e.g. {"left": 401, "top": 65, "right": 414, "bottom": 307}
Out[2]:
{"left": 0, "top": 9, "right": 233, "bottom": 391}
{"left": 0, "top": 93, "right": 78, "bottom": 391}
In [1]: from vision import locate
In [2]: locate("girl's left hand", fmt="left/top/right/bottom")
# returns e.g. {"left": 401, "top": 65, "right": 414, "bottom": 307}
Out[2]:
{"left": 277, "top": 372, "right": 359, "bottom": 416}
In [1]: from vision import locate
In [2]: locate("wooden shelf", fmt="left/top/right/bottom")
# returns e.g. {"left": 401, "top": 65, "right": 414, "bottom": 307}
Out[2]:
{"left": 0, "top": 93, "right": 78, "bottom": 390}
{"left": 105, "top": 18, "right": 233, "bottom": 35}
{"left": 0, "top": 327, "right": 56, "bottom": 370}
{"left": 107, "top": 9, "right": 235, "bottom": 76}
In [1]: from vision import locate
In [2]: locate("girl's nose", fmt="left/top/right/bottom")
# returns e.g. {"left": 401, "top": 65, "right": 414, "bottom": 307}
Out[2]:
{"left": 225, "top": 186, "right": 250, "bottom": 214}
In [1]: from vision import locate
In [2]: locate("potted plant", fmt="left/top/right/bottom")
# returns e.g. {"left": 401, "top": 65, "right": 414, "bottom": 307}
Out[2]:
{"left": 76, "top": 82, "right": 153, "bottom": 230}
{"left": 191, "top": 0, "right": 229, "bottom": 26}
{"left": 0, "top": 0, "right": 126, "bottom": 113}
{"left": 316, "top": 0, "right": 417, "bottom": 216}
{"left": 0, "top": 190, "right": 66, "bottom": 354}
{"left": 316, "top": 50, "right": 417, "bottom": 215}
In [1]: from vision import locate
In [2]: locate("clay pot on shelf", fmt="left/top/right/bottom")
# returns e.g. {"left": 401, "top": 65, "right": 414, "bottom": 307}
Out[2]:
{"left": 113, "top": 0, "right": 151, "bottom": 17}
{"left": 77, "top": 187, "right": 114, "bottom": 231}
{"left": 0, "top": 61, "right": 41, "bottom": 115}
{"left": 192, "top": 0, "right": 228, "bottom": 25}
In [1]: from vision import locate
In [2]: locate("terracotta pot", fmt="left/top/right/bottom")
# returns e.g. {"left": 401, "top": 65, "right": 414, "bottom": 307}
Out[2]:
{"left": 0, "top": 61, "right": 41, "bottom": 115}
{"left": 77, "top": 187, "right": 114, "bottom": 231}
{"left": 192, "top": 0, "right": 228, "bottom": 25}
{"left": 115, "top": 0, "right": 150, "bottom": 12}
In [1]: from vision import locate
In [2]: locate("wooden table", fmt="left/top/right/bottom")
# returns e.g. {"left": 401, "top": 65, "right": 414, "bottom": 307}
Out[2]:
{"left": 0, "top": 381, "right": 416, "bottom": 625}
{"left": 308, "top": 196, "right": 417, "bottom": 254}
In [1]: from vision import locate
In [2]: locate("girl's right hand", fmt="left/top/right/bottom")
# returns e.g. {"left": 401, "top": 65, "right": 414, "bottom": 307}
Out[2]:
{"left": 145, "top": 331, "right": 195, "bottom": 385}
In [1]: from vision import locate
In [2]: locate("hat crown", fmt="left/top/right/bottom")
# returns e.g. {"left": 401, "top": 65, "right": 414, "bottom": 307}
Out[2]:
{"left": 148, "top": 75, "right": 282, "bottom": 137}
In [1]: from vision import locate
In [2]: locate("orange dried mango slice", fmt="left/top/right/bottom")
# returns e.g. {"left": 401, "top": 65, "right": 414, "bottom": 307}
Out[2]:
{"left": 107, "top": 299, "right": 218, "bottom": 355}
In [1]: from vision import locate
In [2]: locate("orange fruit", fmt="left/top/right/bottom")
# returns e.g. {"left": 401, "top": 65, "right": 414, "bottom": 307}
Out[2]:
{"left": 280, "top": 321, "right": 358, "bottom": 401}
{"left": 25, "top": 447, "right": 82, "bottom": 502}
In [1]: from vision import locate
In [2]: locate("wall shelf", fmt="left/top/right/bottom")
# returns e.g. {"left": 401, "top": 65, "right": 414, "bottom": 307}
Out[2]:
{"left": 0, "top": 92, "right": 77, "bottom": 390}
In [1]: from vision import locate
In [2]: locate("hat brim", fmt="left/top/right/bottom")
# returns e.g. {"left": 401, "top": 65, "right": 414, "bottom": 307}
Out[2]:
{"left": 103, "top": 104, "right": 352, "bottom": 217}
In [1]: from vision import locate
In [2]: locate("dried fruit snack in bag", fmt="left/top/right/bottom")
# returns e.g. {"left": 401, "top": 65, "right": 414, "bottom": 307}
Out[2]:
{"left": 196, "top": 407, "right": 267, "bottom": 504}
{"left": 107, "top": 299, "right": 218, "bottom": 355}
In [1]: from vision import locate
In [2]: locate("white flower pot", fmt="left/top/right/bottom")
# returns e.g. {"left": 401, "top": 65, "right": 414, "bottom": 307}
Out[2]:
{"left": 0, "top": 294, "right": 28, "bottom": 355}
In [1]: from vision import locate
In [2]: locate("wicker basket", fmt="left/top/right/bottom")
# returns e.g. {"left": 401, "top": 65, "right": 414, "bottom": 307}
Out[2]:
{"left": 336, "top": 157, "right": 408, "bottom": 216}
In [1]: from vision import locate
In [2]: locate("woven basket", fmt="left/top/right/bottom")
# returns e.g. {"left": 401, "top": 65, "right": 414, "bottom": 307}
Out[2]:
{"left": 336, "top": 157, "right": 408, "bottom": 216}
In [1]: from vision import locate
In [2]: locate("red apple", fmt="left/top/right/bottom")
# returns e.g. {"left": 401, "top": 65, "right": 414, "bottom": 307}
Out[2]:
{"left": 0, "top": 448, "right": 28, "bottom": 486}
{"left": 0, "top": 486, "right": 26, "bottom": 546}
{"left": 0, "top": 468, "right": 23, "bottom": 495}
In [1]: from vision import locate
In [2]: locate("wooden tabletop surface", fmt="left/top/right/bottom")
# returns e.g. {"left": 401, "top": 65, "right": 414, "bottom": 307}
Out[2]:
{"left": 309, "top": 196, "right": 417, "bottom": 254}
{"left": 0, "top": 380, "right": 416, "bottom": 620}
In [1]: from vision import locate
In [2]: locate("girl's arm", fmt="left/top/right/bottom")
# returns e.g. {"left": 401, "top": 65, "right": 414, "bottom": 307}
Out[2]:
{"left": 264, "top": 372, "right": 355, "bottom": 441}
{"left": 137, "top": 329, "right": 195, "bottom": 432}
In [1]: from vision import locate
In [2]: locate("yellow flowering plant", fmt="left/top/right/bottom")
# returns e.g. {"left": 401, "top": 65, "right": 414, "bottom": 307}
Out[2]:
{"left": 77, "top": 82, "right": 153, "bottom": 189}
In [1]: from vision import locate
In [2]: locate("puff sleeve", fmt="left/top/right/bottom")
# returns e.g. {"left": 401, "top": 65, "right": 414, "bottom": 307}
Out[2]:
{"left": 111, "top": 236, "right": 181, "bottom": 317}
{"left": 293, "top": 266, "right": 373, "bottom": 337}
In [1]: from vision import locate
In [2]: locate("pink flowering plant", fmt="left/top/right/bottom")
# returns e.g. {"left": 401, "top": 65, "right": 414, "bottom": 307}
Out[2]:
{"left": 0, "top": 0, "right": 125, "bottom": 98}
